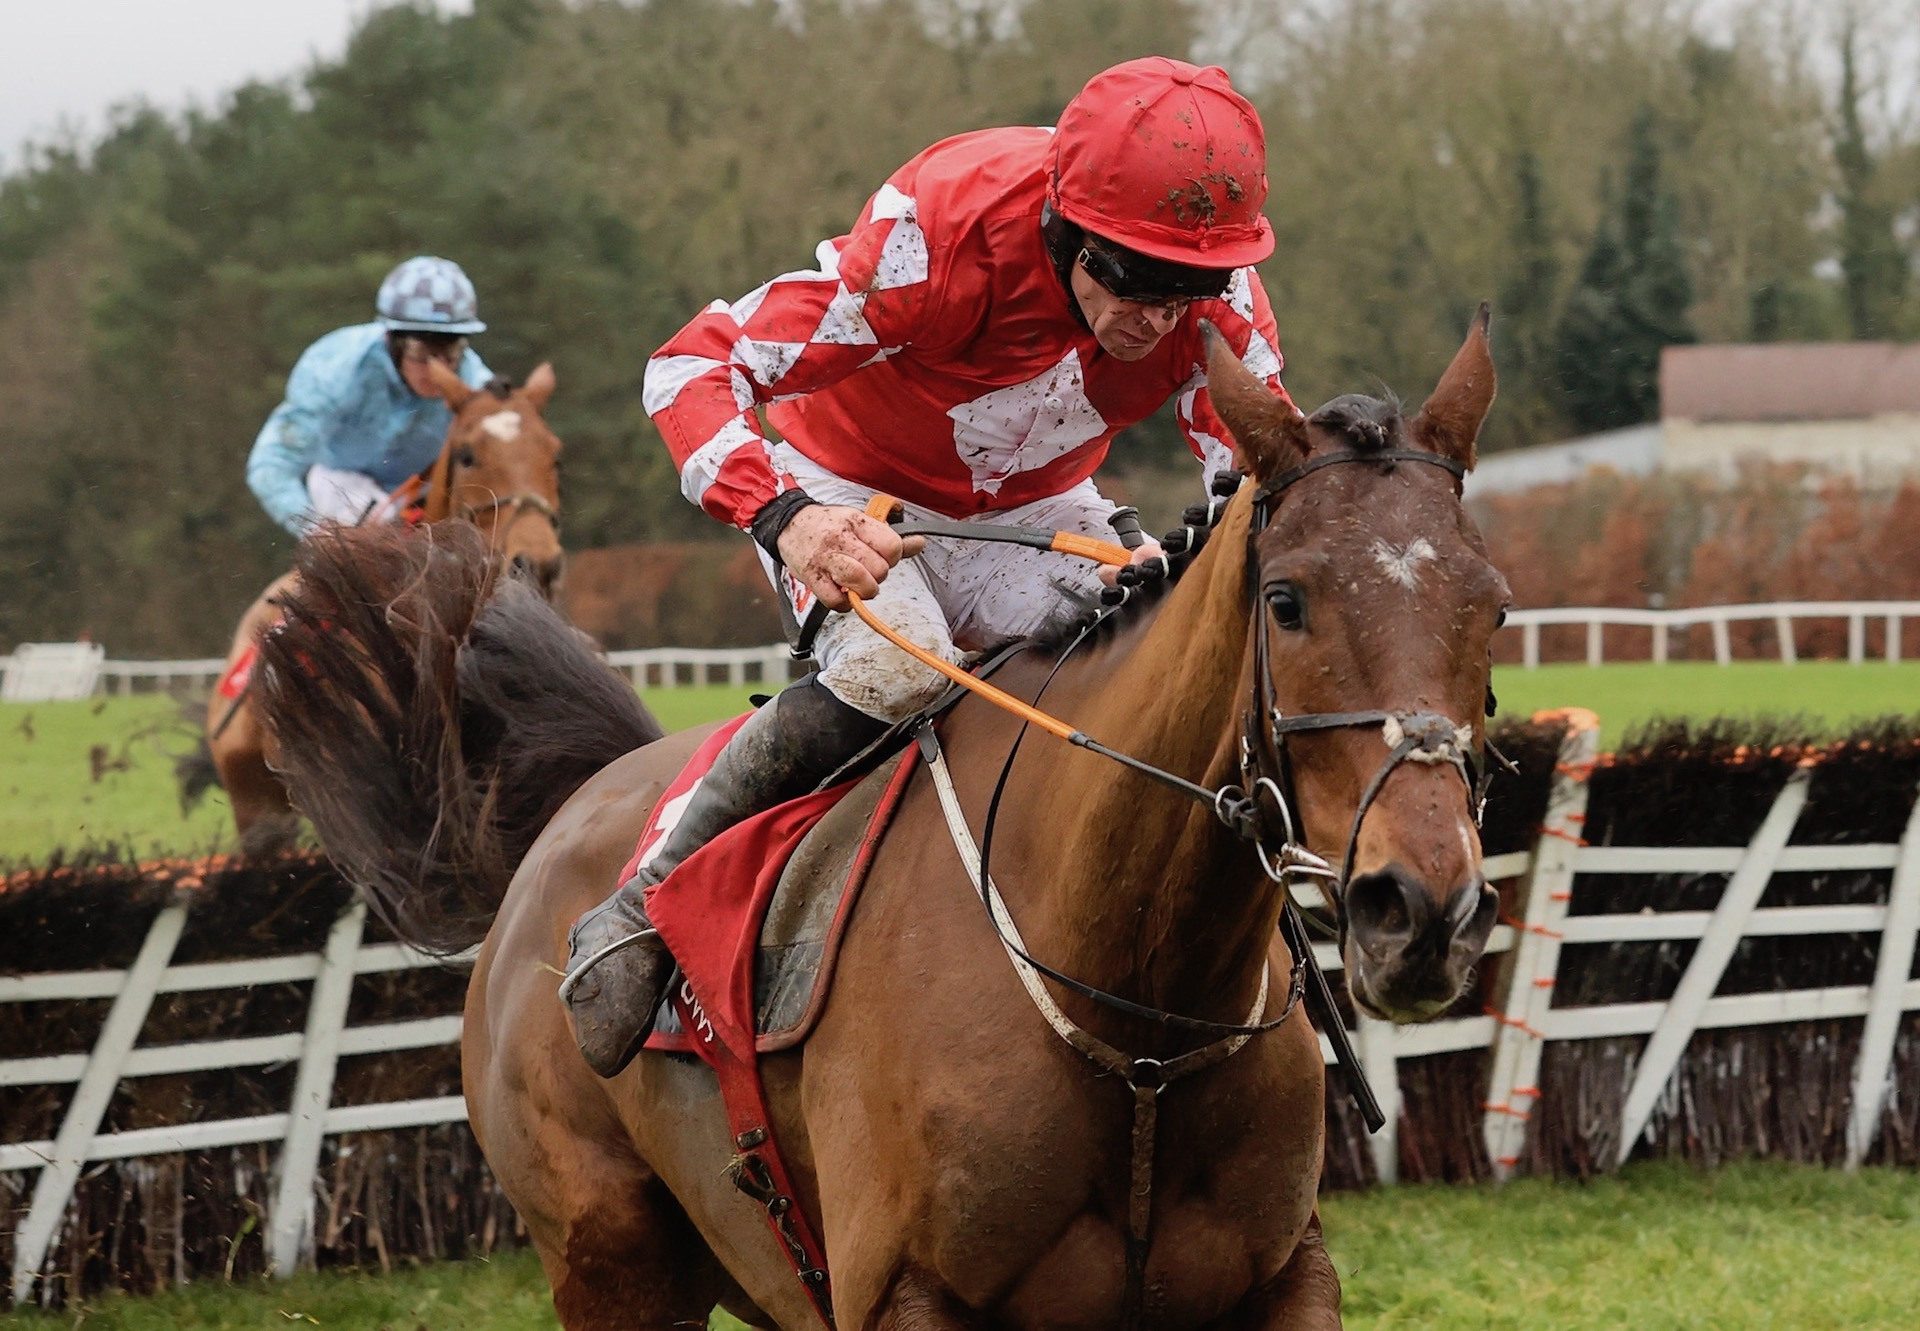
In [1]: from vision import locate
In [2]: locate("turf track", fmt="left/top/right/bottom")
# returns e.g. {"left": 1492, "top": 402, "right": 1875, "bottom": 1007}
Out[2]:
{"left": 2, "top": 1162, "right": 1913, "bottom": 1328}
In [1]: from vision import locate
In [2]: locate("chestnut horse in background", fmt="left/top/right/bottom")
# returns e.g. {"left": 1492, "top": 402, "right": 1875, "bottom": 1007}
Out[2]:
{"left": 260, "top": 314, "right": 1507, "bottom": 1328}
{"left": 190, "top": 362, "right": 564, "bottom": 855}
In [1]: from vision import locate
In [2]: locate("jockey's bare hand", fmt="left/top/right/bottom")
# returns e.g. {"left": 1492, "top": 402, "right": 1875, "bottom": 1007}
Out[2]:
{"left": 1099, "top": 538, "right": 1167, "bottom": 589}
{"left": 777, "top": 504, "right": 926, "bottom": 612}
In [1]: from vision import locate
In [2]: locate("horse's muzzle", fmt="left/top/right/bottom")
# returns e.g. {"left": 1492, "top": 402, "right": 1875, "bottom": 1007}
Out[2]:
{"left": 511, "top": 552, "right": 565, "bottom": 600}
{"left": 1342, "top": 865, "right": 1498, "bottom": 1022}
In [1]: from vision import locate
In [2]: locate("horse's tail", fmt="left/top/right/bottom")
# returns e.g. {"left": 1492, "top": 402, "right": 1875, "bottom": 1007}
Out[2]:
{"left": 257, "top": 522, "right": 662, "bottom": 954}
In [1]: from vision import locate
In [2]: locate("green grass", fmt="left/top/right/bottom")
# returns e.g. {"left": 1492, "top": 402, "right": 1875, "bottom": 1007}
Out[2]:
{"left": 6, "top": 663, "right": 1918, "bottom": 864}
{"left": 6, "top": 1163, "right": 1914, "bottom": 1328}
{"left": 1492, "top": 660, "right": 1920, "bottom": 747}
{"left": 0, "top": 686, "right": 758, "bottom": 867}
{"left": 0, "top": 695, "right": 231, "bottom": 866}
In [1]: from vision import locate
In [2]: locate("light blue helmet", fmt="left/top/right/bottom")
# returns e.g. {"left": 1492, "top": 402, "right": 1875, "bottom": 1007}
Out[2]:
{"left": 376, "top": 255, "right": 486, "bottom": 335}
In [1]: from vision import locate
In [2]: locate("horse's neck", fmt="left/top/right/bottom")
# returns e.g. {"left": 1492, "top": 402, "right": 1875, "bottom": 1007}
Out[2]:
{"left": 1011, "top": 495, "right": 1282, "bottom": 1037}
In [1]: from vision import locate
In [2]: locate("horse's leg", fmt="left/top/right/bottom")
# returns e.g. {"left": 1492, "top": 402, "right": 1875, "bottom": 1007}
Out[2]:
{"left": 1218, "top": 1210, "right": 1342, "bottom": 1330}
{"left": 533, "top": 1162, "right": 730, "bottom": 1331}
{"left": 213, "top": 575, "right": 301, "bottom": 854}
{"left": 212, "top": 695, "right": 300, "bottom": 855}
{"left": 870, "top": 1268, "right": 986, "bottom": 1329}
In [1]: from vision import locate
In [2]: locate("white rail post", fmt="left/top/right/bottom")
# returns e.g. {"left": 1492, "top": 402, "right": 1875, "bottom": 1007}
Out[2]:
{"left": 1483, "top": 714, "right": 1599, "bottom": 1182}
{"left": 1652, "top": 621, "right": 1668, "bottom": 665}
{"left": 10, "top": 903, "right": 188, "bottom": 1303}
{"left": 1614, "top": 767, "right": 1811, "bottom": 1164}
{"left": 1889, "top": 614, "right": 1902, "bottom": 665}
{"left": 1775, "top": 613, "right": 1797, "bottom": 665}
{"left": 1848, "top": 614, "right": 1866, "bottom": 665}
{"left": 1354, "top": 1015, "right": 1401, "bottom": 1184}
{"left": 268, "top": 901, "right": 367, "bottom": 1277}
{"left": 1586, "top": 620, "right": 1602, "bottom": 668}
{"left": 1522, "top": 621, "right": 1539, "bottom": 670}
{"left": 1845, "top": 784, "right": 1920, "bottom": 1168}
{"left": 1712, "top": 617, "right": 1731, "bottom": 666}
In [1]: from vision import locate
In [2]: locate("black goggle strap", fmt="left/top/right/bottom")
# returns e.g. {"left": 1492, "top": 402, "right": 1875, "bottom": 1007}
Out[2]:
{"left": 1078, "top": 244, "right": 1235, "bottom": 303}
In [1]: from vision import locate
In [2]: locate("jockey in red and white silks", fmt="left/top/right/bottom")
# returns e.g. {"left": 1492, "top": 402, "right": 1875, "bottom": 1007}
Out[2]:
{"left": 563, "top": 57, "right": 1298, "bottom": 1078}
{"left": 644, "top": 107, "right": 1290, "bottom": 719}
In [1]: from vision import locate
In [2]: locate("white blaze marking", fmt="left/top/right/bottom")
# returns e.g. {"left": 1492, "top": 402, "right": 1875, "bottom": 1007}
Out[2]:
{"left": 1371, "top": 537, "right": 1437, "bottom": 589}
{"left": 480, "top": 409, "right": 522, "bottom": 442}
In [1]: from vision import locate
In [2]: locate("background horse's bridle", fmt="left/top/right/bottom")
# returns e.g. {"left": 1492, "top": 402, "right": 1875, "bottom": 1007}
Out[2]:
{"left": 454, "top": 489, "right": 560, "bottom": 539}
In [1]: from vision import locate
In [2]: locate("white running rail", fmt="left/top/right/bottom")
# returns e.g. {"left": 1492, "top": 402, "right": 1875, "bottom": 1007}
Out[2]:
{"left": 1505, "top": 599, "right": 1920, "bottom": 668}
{"left": 12, "top": 599, "right": 1920, "bottom": 696}
{"left": 6, "top": 731, "right": 1919, "bottom": 1295}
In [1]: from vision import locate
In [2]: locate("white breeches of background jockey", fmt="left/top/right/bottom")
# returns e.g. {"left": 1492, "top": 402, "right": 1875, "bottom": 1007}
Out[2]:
{"left": 760, "top": 444, "right": 1118, "bottom": 723}
{"left": 303, "top": 464, "right": 398, "bottom": 529}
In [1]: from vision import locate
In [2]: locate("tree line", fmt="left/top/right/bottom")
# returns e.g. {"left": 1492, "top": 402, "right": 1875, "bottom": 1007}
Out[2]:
{"left": 1, "top": 0, "right": 1914, "bottom": 654}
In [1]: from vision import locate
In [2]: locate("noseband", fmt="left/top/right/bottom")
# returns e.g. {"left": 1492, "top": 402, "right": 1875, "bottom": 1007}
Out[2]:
{"left": 455, "top": 489, "right": 560, "bottom": 539}
{"left": 1237, "top": 448, "right": 1497, "bottom": 922}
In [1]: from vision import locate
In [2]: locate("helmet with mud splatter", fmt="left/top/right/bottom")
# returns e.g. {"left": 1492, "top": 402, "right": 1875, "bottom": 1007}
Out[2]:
{"left": 376, "top": 256, "right": 487, "bottom": 335}
{"left": 1047, "top": 57, "right": 1273, "bottom": 268}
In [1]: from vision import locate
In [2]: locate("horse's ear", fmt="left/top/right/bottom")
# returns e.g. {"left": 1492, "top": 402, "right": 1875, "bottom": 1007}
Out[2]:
{"left": 1411, "top": 303, "right": 1497, "bottom": 471}
{"left": 522, "top": 362, "right": 557, "bottom": 413}
{"left": 1202, "top": 322, "right": 1308, "bottom": 485}
{"left": 428, "top": 360, "right": 473, "bottom": 411}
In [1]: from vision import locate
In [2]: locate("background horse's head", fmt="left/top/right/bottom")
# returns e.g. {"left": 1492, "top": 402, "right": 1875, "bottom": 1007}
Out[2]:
{"left": 1208, "top": 310, "right": 1510, "bottom": 1021}
{"left": 425, "top": 361, "right": 565, "bottom": 597}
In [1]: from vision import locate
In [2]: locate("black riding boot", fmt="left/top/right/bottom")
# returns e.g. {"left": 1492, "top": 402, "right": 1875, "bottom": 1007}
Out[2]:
{"left": 559, "top": 676, "right": 889, "bottom": 1077}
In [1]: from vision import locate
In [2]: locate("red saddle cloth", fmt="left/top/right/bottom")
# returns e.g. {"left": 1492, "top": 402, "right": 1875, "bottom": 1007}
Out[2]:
{"left": 620, "top": 713, "right": 918, "bottom": 1324}
{"left": 630, "top": 714, "right": 916, "bottom": 1061}
{"left": 216, "top": 643, "right": 258, "bottom": 700}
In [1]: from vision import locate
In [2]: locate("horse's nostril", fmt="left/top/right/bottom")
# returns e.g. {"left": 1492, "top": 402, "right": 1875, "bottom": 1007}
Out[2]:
{"left": 511, "top": 555, "right": 532, "bottom": 577}
{"left": 1347, "top": 867, "right": 1420, "bottom": 941}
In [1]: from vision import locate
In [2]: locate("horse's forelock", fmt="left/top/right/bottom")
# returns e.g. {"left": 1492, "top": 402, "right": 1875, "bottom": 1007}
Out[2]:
{"left": 1307, "top": 394, "right": 1402, "bottom": 454}
{"left": 483, "top": 374, "right": 517, "bottom": 401}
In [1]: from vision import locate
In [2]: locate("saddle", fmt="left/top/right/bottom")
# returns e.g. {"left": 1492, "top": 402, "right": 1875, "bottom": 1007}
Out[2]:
{"left": 640, "top": 746, "right": 917, "bottom": 1056}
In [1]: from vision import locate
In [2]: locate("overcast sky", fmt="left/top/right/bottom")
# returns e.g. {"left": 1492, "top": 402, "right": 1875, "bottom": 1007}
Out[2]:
{"left": 1, "top": 1, "right": 471, "bottom": 169}
{"left": 2, "top": 0, "right": 1912, "bottom": 175}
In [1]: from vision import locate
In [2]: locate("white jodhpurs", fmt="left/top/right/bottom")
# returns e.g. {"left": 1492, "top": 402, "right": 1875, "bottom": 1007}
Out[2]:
{"left": 759, "top": 444, "right": 1119, "bottom": 724}
{"left": 303, "top": 464, "right": 399, "bottom": 530}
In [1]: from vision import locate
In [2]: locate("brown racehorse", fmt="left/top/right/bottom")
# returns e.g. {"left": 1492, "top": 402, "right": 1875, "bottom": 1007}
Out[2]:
{"left": 259, "top": 314, "right": 1507, "bottom": 1328}
{"left": 193, "top": 361, "right": 564, "bottom": 855}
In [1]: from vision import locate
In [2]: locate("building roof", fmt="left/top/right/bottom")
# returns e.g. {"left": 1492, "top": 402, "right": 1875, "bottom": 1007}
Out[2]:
{"left": 1467, "top": 424, "right": 1662, "bottom": 496}
{"left": 1661, "top": 342, "right": 1920, "bottom": 422}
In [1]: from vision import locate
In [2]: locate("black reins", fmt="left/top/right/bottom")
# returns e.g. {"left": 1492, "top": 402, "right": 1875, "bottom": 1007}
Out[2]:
{"left": 962, "top": 446, "right": 1499, "bottom": 1128}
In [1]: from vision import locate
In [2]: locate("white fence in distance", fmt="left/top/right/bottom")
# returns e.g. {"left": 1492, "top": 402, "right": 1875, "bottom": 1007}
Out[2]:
{"left": 8, "top": 599, "right": 1920, "bottom": 699}
{"left": 7, "top": 720, "right": 1920, "bottom": 1299}
{"left": 1506, "top": 599, "right": 1920, "bottom": 668}
{"left": 0, "top": 646, "right": 805, "bottom": 701}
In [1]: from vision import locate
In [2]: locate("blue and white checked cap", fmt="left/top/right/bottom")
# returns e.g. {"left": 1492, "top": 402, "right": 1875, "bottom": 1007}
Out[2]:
{"left": 376, "top": 256, "right": 486, "bottom": 334}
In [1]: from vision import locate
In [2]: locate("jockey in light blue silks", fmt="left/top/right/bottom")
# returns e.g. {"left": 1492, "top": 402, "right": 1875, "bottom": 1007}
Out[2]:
{"left": 247, "top": 256, "right": 495, "bottom": 534}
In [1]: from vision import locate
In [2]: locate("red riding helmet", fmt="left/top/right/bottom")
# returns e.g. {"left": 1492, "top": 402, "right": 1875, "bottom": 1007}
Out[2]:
{"left": 1047, "top": 57, "right": 1274, "bottom": 268}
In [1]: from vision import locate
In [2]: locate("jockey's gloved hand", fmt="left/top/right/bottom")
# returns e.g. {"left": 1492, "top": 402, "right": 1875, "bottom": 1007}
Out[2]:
{"left": 1098, "top": 538, "right": 1167, "bottom": 590}
{"left": 773, "top": 502, "right": 925, "bottom": 613}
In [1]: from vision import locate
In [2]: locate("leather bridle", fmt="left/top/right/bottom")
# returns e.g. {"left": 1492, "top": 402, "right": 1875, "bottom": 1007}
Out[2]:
{"left": 1237, "top": 447, "right": 1499, "bottom": 927}
{"left": 453, "top": 489, "right": 560, "bottom": 542}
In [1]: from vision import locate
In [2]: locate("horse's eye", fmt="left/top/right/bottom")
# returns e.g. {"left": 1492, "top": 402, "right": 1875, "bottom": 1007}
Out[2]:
{"left": 1496, "top": 606, "right": 1509, "bottom": 629}
{"left": 1266, "top": 583, "right": 1306, "bottom": 631}
{"left": 453, "top": 446, "right": 477, "bottom": 468}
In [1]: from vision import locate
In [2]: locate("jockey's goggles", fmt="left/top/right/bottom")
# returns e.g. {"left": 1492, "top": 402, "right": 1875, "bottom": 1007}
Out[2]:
{"left": 398, "top": 334, "right": 468, "bottom": 367}
{"left": 1077, "top": 242, "right": 1236, "bottom": 306}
